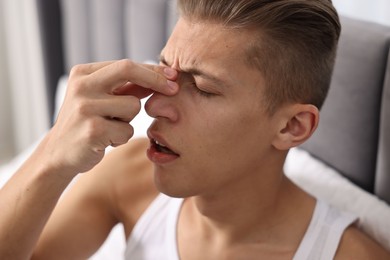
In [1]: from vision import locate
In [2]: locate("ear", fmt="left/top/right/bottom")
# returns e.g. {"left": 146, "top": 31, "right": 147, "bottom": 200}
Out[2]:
{"left": 272, "top": 104, "right": 319, "bottom": 150}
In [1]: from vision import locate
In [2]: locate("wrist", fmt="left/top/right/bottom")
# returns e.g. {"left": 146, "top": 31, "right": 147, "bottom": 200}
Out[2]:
{"left": 30, "top": 134, "right": 80, "bottom": 182}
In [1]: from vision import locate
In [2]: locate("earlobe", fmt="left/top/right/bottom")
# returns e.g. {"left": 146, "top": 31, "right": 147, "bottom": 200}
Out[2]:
{"left": 272, "top": 104, "right": 319, "bottom": 150}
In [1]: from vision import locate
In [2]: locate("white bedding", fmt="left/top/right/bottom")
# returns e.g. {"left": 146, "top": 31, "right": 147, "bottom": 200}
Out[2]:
{"left": 285, "top": 148, "right": 390, "bottom": 251}
{"left": 2, "top": 145, "right": 389, "bottom": 258}
{"left": 1, "top": 76, "right": 389, "bottom": 259}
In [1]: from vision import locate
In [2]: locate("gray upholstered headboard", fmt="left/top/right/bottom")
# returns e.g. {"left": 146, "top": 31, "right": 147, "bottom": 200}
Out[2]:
{"left": 301, "top": 17, "right": 390, "bottom": 204}
{"left": 36, "top": 2, "right": 390, "bottom": 204}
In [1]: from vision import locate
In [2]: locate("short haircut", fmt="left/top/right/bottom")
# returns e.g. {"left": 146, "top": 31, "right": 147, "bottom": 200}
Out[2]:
{"left": 177, "top": 0, "right": 341, "bottom": 114}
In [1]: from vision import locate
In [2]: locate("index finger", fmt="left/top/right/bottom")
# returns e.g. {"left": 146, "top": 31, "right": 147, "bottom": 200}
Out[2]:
{"left": 141, "top": 63, "right": 178, "bottom": 81}
{"left": 126, "top": 61, "right": 179, "bottom": 95}
{"left": 90, "top": 59, "right": 179, "bottom": 96}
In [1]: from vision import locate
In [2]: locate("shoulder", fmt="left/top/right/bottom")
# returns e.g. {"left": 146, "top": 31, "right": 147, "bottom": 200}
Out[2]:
{"left": 99, "top": 137, "right": 152, "bottom": 180}
{"left": 95, "top": 138, "right": 158, "bottom": 221}
{"left": 335, "top": 224, "right": 390, "bottom": 259}
{"left": 72, "top": 138, "right": 158, "bottom": 228}
{"left": 33, "top": 138, "right": 157, "bottom": 258}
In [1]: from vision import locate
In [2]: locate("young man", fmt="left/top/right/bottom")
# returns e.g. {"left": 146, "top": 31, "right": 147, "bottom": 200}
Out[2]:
{"left": 1, "top": 0, "right": 389, "bottom": 259}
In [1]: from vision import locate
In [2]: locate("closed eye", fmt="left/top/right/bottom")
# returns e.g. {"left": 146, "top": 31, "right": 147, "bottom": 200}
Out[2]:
{"left": 192, "top": 83, "right": 216, "bottom": 98}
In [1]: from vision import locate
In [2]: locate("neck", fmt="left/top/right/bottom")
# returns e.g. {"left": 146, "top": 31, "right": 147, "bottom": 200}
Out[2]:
{"left": 181, "top": 171, "right": 315, "bottom": 246}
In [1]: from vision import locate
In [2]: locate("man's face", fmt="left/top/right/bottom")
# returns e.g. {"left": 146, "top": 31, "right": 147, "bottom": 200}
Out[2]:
{"left": 145, "top": 18, "right": 283, "bottom": 197}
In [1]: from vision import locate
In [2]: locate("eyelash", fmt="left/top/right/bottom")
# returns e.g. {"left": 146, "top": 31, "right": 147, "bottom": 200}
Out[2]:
{"left": 192, "top": 83, "right": 215, "bottom": 98}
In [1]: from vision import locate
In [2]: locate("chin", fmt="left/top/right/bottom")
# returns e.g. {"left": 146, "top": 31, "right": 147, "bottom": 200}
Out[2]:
{"left": 153, "top": 169, "right": 197, "bottom": 199}
{"left": 154, "top": 180, "right": 196, "bottom": 198}
{"left": 156, "top": 186, "right": 195, "bottom": 199}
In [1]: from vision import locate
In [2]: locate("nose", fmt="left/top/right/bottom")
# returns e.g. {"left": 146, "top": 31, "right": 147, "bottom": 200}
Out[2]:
{"left": 144, "top": 93, "right": 180, "bottom": 122}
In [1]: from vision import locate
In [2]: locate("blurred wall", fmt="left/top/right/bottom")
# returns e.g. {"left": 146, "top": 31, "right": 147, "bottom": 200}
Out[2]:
{"left": 0, "top": 0, "right": 50, "bottom": 165}
{"left": 0, "top": 8, "right": 15, "bottom": 164}
{"left": 333, "top": 0, "right": 390, "bottom": 26}
{"left": 0, "top": 0, "right": 389, "bottom": 166}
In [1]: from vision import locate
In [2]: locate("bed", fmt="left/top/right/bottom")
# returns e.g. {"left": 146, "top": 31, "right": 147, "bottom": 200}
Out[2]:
{"left": 1, "top": 0, "right": 390, "bottom": 258}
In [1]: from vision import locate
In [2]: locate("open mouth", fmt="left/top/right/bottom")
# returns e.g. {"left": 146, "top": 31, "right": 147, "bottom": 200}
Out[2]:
{"left": 151, "top": 139, "right": 179, "bottom": 156}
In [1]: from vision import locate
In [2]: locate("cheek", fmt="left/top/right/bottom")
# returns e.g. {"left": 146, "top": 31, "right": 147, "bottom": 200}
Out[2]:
{"left": 189, "top": 106, "right": 258, "bottom": 156}
{"left": 181, "top": 89, "right": 269, "bottom": 155}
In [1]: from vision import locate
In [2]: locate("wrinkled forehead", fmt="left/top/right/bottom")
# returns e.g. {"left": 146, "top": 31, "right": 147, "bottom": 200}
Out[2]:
{"left": 161, "top": 18, "right": 254, "bottom": 73}
{"left": 161, "top": 18, "right": 266, "bottom": 98}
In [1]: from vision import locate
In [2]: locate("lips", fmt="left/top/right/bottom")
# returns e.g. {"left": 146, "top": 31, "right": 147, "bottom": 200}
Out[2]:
{"left": 151, "top": 139, "right": 179, "bottom": 156}
{"left": 147, "top": 131, "right": 180, "bottom": 164}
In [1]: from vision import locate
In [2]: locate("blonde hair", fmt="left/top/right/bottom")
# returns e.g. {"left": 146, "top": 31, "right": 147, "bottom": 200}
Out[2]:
{"left": 178, "top": 0, "right": 340, "bottom": 114}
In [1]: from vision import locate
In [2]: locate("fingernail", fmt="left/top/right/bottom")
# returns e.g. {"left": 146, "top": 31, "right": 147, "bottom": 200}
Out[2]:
{"left": 167, "top": 80, "right": 178, "bottom": 92}
{"left": 164, "top": 67, "right": 177, "bottom": 78}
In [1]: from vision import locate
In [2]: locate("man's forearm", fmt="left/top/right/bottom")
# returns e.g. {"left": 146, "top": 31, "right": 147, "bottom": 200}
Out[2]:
{"left": 0, "top": 60, "right": 178, "bottom": 259}
{"left": 0, "top": 145, "right": 76, "bottom": 260}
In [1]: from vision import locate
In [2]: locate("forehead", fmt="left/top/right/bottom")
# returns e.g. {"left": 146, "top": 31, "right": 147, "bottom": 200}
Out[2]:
{"left": 161, "top": 18, "right": 254, "bottom": 76}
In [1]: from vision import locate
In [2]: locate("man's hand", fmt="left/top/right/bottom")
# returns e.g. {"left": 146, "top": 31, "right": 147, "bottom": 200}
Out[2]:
{"left": 42, "top": 59, "right": 178, "bottom": 175}
{"left": 0, "top": 59, "right": 178, "bottom": 260}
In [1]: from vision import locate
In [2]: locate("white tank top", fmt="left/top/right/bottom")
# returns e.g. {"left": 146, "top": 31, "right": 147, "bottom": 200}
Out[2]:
{"left": 125, "top": 194, "right": 357, "bottom": 260}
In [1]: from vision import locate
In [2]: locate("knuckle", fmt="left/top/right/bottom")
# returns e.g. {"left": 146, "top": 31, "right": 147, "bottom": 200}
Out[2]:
{"left": 74, "top": 99, "right": 92, "bottom": 116}
{"left": 132, "top": 105, "right": 142, "bottom": 118}
{"left": 118, "top": 59, "right": 135, "bottom": 75}
{"left": 69, "top": 77, "right": 88, "bottom": 96}
{"left": 111, "top": 123, "right": 134, "bottom": 147}
{"left": 153, "top": 72, "right": 161, "bottom": 86}
{"left": 152, "top": 64, "right": 162, "bottom": 74}
{"left": 126, "top": 124, "right": 135, "bottom": 139}
{"left": 85, "top": 118, "right": 105, "bottom": 141}
{"left": 69, "top": 64, "right": 85, "bottom": 76}
{"left": 144, "top": 97, "right": 152, "bottom": 111}
{"left": 130, "top": 96, "right": 142, "bottom": 110}
{"left": 125, "top": 96, "right": 141, "bottom": 115}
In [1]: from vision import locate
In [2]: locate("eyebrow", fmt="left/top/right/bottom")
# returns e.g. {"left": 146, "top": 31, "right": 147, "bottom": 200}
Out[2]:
{"left": 159, "top": 55, "right": 230, "bottom": 88}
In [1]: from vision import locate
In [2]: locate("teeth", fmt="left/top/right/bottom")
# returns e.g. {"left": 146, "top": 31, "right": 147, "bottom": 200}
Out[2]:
{"left": 155, "top": 140, "right": 166, "bottom": 147}
{"left": 153, "top": 139, "right": 177, "bottom": 155}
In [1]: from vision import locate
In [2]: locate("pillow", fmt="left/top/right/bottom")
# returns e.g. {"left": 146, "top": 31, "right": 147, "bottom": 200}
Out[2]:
{"left": 285, "top": 147, "right": 390, "bottom": 251}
